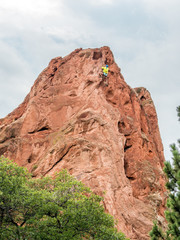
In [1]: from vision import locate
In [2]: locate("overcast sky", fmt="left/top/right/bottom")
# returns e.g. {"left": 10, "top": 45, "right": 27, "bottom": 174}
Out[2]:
{"left": 0, "top": 0, "right": 179, "bottom": 161}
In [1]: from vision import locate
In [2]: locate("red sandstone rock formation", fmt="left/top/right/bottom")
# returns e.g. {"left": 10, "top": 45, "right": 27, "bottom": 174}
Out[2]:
{"left": 0, "top": 47, "right": 166, "bottom": 239}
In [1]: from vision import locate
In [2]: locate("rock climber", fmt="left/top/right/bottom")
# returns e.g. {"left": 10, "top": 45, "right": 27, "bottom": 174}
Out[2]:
{"left": 101, "top": 65, "right": 109, "bottom": 86}
{"left": 102, "top": 65, "right": 109, "bottom": 77}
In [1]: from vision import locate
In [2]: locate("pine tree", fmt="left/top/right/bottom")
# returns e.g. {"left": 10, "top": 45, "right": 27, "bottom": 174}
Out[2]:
{"left": 150, "top": 106, "right": 180, "bottom": 240}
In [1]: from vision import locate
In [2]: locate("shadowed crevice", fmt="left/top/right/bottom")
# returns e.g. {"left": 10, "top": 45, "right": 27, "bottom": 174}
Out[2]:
{"left": 124, "top": 144, "right": 132, "bottom": 152}
{"left": 43, "top": 144, "right": 76, "bottom": 176}
{"left": 28, "top": 126, "right": 50, "bottom": 134}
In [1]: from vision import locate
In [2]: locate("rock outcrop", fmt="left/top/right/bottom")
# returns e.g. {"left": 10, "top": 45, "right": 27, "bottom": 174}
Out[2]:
{"left": 0, "top": 47, "right": 166, "bottom": 239}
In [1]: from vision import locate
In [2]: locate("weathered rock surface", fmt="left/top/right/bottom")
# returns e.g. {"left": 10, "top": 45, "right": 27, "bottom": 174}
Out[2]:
{"left": 0, "top": 47, "right": 166, "bottom": 239}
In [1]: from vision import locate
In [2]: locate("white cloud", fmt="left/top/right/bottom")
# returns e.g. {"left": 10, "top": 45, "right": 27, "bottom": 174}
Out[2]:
{"left": 141, "top": 0, "right": 179, "bottom": 9}
{"left": 0, "top": 39, "right": 35, "bottom": 117}
{"left": 141, "top": 0, "right": 180, "bottom": 26}
{"left": 0, "top": 0, "right": 61, "bottom": 16}
{"left": 90, "top": 0, "right": 114, "bottom": 5}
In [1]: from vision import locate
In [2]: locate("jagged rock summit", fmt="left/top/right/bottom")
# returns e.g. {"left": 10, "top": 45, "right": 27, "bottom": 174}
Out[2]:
{"left": 0, "top": 47, "right": 166, "bottom": 239}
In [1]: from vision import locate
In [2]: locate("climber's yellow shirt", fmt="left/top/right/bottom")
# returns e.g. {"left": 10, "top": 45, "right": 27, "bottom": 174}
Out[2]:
{"left": 102, "top": 67, "right": 109, "bottom": 74}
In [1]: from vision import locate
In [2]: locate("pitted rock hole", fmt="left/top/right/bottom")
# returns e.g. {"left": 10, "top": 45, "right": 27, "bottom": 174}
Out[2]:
{"left": 93, "top": 51, "right": 102, "bottom": 60}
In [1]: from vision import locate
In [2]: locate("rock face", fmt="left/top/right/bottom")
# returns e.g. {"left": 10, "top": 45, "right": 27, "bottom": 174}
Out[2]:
{"left": 0, "top": 47, "right": 166, "bottom": 239}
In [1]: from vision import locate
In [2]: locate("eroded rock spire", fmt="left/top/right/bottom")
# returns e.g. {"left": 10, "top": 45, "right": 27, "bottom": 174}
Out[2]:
{"left": 0, "top": 47, "right": 166, "bottom": 239}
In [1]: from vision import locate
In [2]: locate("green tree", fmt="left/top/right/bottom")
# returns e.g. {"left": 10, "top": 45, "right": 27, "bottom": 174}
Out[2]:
{"left": 0, "top": 156, "right": 45, "bottom": 239}
{"left": 150, "top": 106, "right": 180, "bottom": 240}
{"left": 0, "top": 156, "right": 129, "bottom": 240}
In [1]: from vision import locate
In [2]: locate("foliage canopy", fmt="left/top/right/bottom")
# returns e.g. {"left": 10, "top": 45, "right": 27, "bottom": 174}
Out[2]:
{"left": 0, "top": 156, "right": 129, "bottom": 240}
